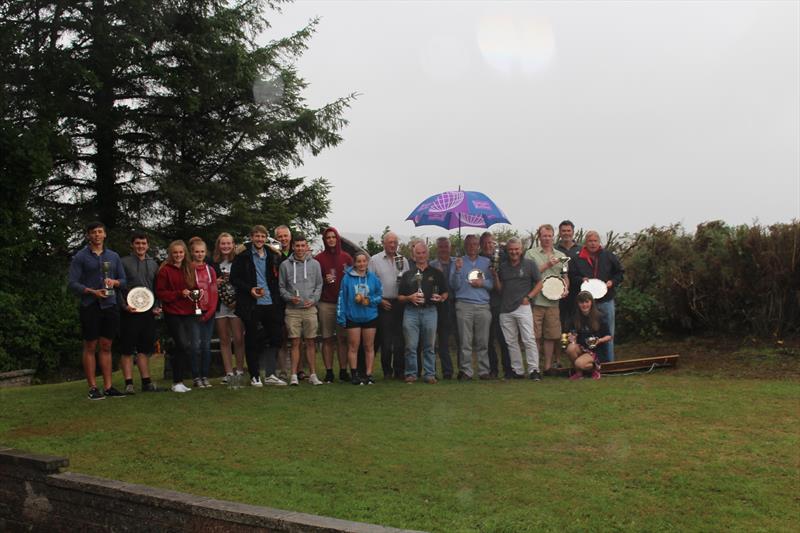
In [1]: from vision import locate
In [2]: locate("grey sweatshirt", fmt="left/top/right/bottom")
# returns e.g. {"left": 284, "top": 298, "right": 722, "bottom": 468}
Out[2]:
{"left": 279, "top": 253, "right": 323, "bottom": 308}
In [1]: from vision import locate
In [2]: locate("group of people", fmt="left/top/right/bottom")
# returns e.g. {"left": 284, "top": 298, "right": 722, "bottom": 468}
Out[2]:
{"left": 68, "top": 219, "right": 623, "bottom": 400}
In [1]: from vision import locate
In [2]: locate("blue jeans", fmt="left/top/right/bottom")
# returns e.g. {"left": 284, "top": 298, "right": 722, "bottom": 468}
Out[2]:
{"left": 403, "top": 306, "right": 437, "bottom": 378}
{"left": 191, "top": 317, "right": 215, "bottom": 378}
{"left": 596, "top": 299, "right": 615, "bottom": 362}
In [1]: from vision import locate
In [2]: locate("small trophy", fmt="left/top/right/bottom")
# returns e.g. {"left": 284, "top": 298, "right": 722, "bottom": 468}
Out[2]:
{"left": 414, "top": 270, "right": 424, "bottom": 304}
{"left": 102, "top": 261, "right": 115, "bottom": 296}
{"left": 587, "top": 336, "right": 599, "bottom": 350}
{"left": 560, "top": 333, "right": 569, "bottom": 350}
{"left": 189, "top": 289, "right": 202, "bottom": 315}
{"left": 491, "top": 244, "right": 500, "bottom": 271}
{"left": 559, "top": 256, "right": 570, "bottom": 275}
{"left": 394, "top": 255, "right": 405, "bottom": 281}
{"left": 327, "top": 268, "right": 336, "bottom": 285}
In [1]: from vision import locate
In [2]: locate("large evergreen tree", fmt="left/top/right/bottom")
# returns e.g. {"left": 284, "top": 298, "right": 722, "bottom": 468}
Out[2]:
{"left": 2, "top": 0, "right": 352, "bottom": 245}
{"left": 0, "top": 0, "right": 352, "bottom": 373}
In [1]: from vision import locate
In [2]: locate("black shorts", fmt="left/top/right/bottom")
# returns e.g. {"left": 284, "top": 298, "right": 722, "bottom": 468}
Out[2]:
{"left": 79, "top": 302, "right": 120, "bottom": 341}
{"left": 119, "top": 311, "right": 157, "bottom": 355}
{"left": 345, "top": 318, "right": 378, "bottom": 329}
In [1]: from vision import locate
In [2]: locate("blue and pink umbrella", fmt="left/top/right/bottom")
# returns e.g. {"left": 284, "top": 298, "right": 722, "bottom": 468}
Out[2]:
{"left": 405, "top": 190, "right": 511, "bottom": 230}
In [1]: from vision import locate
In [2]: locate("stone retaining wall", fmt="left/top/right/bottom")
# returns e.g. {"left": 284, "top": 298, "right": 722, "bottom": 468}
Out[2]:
{"left": 0, "top": 369, "right": 35, "bottom": 388}
{"left": 0, "top": 447, "right": 424, "bottom": 533}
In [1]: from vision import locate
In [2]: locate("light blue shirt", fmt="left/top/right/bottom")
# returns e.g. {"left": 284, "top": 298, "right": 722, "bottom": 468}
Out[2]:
{"left": 252, "top": 248, "right": 273, "bottom": 305}
{"left": 449, "top": 255, "right": 493, "bottom": 305}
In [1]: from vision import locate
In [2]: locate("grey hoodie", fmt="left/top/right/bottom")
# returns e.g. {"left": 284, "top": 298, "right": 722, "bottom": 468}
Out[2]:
{"left": 279, "top": 253, "right": 323, "bottom": 308}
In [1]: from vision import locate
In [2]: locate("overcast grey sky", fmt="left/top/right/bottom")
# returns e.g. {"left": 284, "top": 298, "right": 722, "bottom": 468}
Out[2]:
{"left": 264, "top": 0, "right": 799, "bottom": 241}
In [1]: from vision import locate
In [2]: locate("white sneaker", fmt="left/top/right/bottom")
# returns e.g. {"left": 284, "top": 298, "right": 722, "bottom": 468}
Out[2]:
{"left": 264, "top": 374, "right": 287, "bottom": 386}
{"left": 193, "top": 377, "right": 204, "bottom": 388}
{"left": 202, "top": 377, "right": 212, "bottom": 388}
{"left": 250, "top": 376, "right": 263, "bottom": 387}
{"left": 289, "top": 374, "right": 299, "bottom": 386}
{"left": 308, "top": 373, "right": 323, "bottom": 386}
{"left": 171, "top": 383, "right": 191, "bottom": 393}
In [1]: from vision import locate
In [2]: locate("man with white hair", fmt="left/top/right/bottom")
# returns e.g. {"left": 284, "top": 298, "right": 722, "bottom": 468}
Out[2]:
{"left": 369, "top": 231, "right": 409, "bottom": 378}
{"left": 398, "top": 241, "right": 448, "bottom": 384}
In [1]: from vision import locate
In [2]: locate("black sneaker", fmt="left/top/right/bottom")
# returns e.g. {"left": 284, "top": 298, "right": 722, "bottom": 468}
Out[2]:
{"left": 142, "top": 382, "right": 160, "bottom": 392}
{"left": 324, "top": 369, "right": 335, "bottom": 383}
{"left": 339, "top": 369, "right": 350, "bottom": 382}
{"left": 297, "top": 371, "right": 307, "bottom": 381}
{"left": 104, "top": 386, "right": 126, "bottom": 398}
{"left": 512, "top": 373, "right": 525, "bottom": 379}
{"left": 351, "top": 371, "right": 362, "bottom": 385}
{"left": 365, "top": 374, "right": 375, "bottom": 385}
{"left": 529, "top": 370, "right": 542, "bottom": 381}
{"left": 87, "top": 387, "right": 105, "bottom": 401}
{"left": 457, "top": 371, "right": 471, "bottom": 381}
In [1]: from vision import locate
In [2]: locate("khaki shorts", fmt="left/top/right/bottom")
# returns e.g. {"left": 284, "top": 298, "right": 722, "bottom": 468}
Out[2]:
{"left": 285, "top": 307, "right": 318, "bottom": 339}
{"left": 533, "top": 305, "right": 561, "bottom": 340}
{"left": 317, "top": 302, "right": 343, "bottom": 339}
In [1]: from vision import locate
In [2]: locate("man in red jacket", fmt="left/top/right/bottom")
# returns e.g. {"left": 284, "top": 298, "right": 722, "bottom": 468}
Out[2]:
{"left": 314, "top": 227, "right": 353, "bottom": 383}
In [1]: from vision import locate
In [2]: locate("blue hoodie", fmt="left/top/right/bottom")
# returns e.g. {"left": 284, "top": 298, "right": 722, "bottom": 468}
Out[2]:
{"left": 337, "top": 266, "right": 383, "bottom": 326}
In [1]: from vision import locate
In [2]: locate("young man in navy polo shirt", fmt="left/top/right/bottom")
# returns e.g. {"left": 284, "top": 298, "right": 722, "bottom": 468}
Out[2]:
{"left": 68, "top": 222, "right": 127, "bottom": 400}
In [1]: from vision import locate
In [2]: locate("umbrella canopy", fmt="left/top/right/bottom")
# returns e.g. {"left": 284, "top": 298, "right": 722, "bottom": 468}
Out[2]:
{"left": 405, "top": 190, "right": 511, "bottom": 230}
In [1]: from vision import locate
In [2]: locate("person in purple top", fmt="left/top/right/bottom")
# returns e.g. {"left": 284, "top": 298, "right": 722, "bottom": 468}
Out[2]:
{"left": 67, "top": 221, "right": 127, "bottom": 400}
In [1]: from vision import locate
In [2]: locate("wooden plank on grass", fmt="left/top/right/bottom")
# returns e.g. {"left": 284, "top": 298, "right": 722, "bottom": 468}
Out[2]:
{"left": 551, "top": 354, "right": 680, "bottom": 376}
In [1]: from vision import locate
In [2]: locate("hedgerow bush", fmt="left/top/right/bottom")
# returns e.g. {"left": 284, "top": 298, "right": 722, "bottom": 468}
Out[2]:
{"left": 616, "top": 221, "right": 799, "bottom": 339}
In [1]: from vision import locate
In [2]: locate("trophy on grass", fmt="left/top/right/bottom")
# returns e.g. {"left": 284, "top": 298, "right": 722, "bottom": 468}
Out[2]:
{"left": 102, "top": 261, "right": 114, "bottom": 297}
{"left": 189, "top": 289, "right": 202, "bottom": 316}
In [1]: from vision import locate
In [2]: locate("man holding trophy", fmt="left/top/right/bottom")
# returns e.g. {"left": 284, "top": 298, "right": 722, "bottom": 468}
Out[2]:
{"left": 526, "top": 224, "right": 569, "bottom": 375}
{"left": 120, "top": 232, "right": 161, "bottom": 393}
{"left": 230, "top": 225, "right": 286, "bottom": 387}
{"left": 369, "top": 232, "right": 409, "bottom": 379}
{"left": 68, "top": 221, "right": 127, "bottom": 400}
{"left": 450, "top": 234, "right": 494, "bottom": 380}
{"left": 398, "top": 242, "right": 448, "bottom": 384}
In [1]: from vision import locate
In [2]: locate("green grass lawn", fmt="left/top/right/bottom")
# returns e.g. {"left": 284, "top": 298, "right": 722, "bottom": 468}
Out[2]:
{"left": 1, "top": 355, "right": 798, "bottom": 532}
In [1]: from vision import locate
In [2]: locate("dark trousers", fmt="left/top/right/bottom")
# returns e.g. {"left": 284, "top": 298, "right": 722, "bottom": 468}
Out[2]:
{"left": 560, "top": 292, "right": 577, "bottom": 331}
{"left": 488, "top": 305, "right": 511, "bottom": 377}
{"left": 378, "top": 299, "right": 405, "bottom": 377}
{"left": 436, "top": 299, "right": 457, "bottom": 377}
{"left": 243, "top": 304, "right": 283, "bottom": 378}
{"left": 164, "top": 313, "right": 194, "bottom": 383}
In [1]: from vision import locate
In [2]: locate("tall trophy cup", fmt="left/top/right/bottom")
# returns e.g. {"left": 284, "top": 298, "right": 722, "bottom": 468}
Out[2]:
{"left": 102, "top": 261, "right": 115, "bottom": 297}
{"left": 491, "top": 244, "right": 500, "bottom": 271}
{"left": 189, "top": 289, "right": 202, "bottom": 315}
{"left": 394, "top": 255, "right": 404, "bottom": 281}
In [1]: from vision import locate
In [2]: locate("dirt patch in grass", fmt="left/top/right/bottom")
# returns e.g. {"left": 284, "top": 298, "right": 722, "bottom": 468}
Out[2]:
{"left": 616, "top": 335, "right": 800, "bottom": 379}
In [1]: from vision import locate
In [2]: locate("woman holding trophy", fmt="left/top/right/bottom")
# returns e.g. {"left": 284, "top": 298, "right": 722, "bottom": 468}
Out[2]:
{"left": 337, "top": 251, "right": 383, "bottom": 385}
{"left": 155, "top": 240, "right": 198, "bottom": 393}
{"left": 189, "top": 237, "right": 218, "bottom": 389}
{"left": 212, "top": 232, "right": 245, "bottom": 385}
{"left": 565, "top": 291, "right": 612, "bottom": 381}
